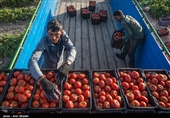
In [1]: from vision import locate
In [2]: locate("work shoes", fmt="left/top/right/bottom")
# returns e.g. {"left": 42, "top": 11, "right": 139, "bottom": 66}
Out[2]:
{"left": 116, "top": 53, "right": 125, "bottom": 60}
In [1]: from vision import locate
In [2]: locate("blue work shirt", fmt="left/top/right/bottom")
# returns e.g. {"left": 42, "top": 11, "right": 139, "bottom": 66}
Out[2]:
{"left": 28, "top": 30, "right": 77, "bottom": 80}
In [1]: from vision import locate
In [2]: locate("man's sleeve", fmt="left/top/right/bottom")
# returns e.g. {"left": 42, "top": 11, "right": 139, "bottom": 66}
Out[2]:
{"left": 121, "top": 23, "right": 133, "bottom": 40}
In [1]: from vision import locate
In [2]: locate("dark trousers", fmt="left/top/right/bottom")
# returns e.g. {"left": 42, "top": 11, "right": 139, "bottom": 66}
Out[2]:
{"left": 121, "top": 38, "right": 144, "bottom": 67}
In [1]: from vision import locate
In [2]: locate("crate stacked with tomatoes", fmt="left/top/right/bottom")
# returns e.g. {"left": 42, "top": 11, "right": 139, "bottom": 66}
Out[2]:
{"left": 91, "top": 70, "right": 126, "bottom": 114}
{"left": 111, "top": 30, "right": 125, "bottom": 49}
{"left": 81, "top": 7, "right": 90, "bottom": 19}
{"left": 0, "top": 69, "right": 36, "bottom": 114}
{"left": 28, "top": 70, "right": 60, "bottom": 114}
{"left": 89, "top": 1, "right": 96, "bottom": 12}
{"left": 91, "top": 12, "right": 101, "bottom": 25}
{"left": 67, "top": 5, "right": 76, "bottom": 17}
{"left": 99, "top": 10, "right": 107, "bottom": 22}
{"left": 143, "top": 69, "right": 170, "bottom": 114}
{"left": 60, "top": 70, "right": 92, "bottom": 114}
{"left": 117, "top": 68, "right": 158, "bottom": 114}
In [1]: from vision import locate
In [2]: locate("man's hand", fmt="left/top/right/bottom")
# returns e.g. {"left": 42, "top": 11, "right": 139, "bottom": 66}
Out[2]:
{"left": 56, "top": 63, "right": 70, "bottom": 85}
{"left": 39, "top": 78, "right": 61, "bottom": 101}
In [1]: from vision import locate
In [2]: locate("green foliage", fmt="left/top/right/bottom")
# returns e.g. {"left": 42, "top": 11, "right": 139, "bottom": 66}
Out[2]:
{"left": 0, "top": 6, "right": 36, "bottom": 23}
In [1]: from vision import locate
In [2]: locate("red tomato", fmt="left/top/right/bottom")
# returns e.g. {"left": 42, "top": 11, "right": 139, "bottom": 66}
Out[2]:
{"left": 33, "top": 94, "right": 40, "bottom": 101}
{"left": 123, "top": 74, "right": 131, "bottom": 83}
{"left": 39, "top": 98, "right": 47, "bottom": 105}
{"left": 0, "top": 81, "right": 6, "bottom": 87}
{"left": 29, "top": 78, "right": 34, "bottom": 85}
{"left": 93, "top": 77, "right": 99, "bottom": 84}
{"left": 126, "top": 92, "right": 135, "bottom": 102}
{"left": 93, "top": 72, "right": 100, "bottom": 78}
{"left": 119, "top": 71, "right": 125, "bottom": 77}
{"left": 69, "top": 78, "right": 76, "bottom": 85}
{"left": 6, "top": 92, "right": 15, "bottom": 100}
{"left": 128, "top": 82, "right": 134, "bottom": 89}
{"left": 2, "top": 101, "right": 10, "bottom": 107}
{"left": 10, "top": 78, "right": 17, "bottom": 86}
{"left": 157, "top": 74, "right": 167, "bottom": 82}
{"left": 41, "top": 103, "right": 49, "bottom": 108}
{"left": 24, "top": 73, "right": 31, "bottom": 82}
{"left": 133, "top": 90, "right": 141, "bottom": 100}
{"left": 77, "top": 95, "right": 85, "bottom": 102}
{"left": 78, "top": 101, "right": 87, "bottom": 108}
{"left": 17, "top": 79, "right": 26, "bottom": 86}
{"left": 148, "top": 84, "right": 157, "bottom": 92}
{"left": 99, "top": 74, "right": 106, "bottom": 81}
{"left": 99, "top": 95, "right": 106, "bottom": 103}
{"left": 99, "top": 91, "right": 106, "bottom": 96}
{"left": 64, "top": 82, "right": 72, "bottom": 90}
{"left": 105, "top": 78, "right": 113, "bottom": 85}
{"left": 165, "top": 103, "right": 170, "bottom": 108}
{"left": 111, "top": 83, "right": 119, "bottom": 91}
{"left": 82, "top": 84, "right": 90, "bottom": 91}
{"left": 70, "top": 93, "right": 78, "bottom": 102}
{"left": 111, "top": 77, "right": 117, "bottom": 83}
{"left": 99, "top": 80, "right": 105, "bottom": 88}
{"left": 9, "top": 100, "right": 18, "bottom": 108}
{"left": 26, "top": 85, "right": 34, "bottom": 91}
{"left": 158, "top": 101, "right": 165, "bottom": 108}
{"left": 115, "top": 95, "right": 122, "bottom": 104}
{"left": 24, "top": 90, "right": 32, "bottom": 98}
{"left": 84, "top": 90, "right": 90, "bottom": 99}
{"left": 131, "top": 85, "right": 139, "bottom": 91}
{"left": 150, "top": 72, "right": 158, "bottom": 79}
{"left": 13, "top": 71, "right": 20, "bottom": 78}
{"left": 111, "top": 99, "right": 120, "bottom": 108}
{"left": 49, "top": 102, "right": 57, "bottom": 108}
{"left": 140, "top": 101, "right": 147, "bottom": 107}
{"left": 151, "top": 78, "right": 158, "bottom": 85}
{"left": 159, "top": 90, "right": 169, "bottom": 97}
{"left": 46, "top": 71, "right": 54, "bottom": 80}
{"left": 131, "top": 71, "right": 140, "bottom": 79}
{"left": 159, "top": 81, "right": 165, "bottom": 87}
{"left": 145, "top": 72, "right": 151, "bottom": 79}
{"left": 94, "top": 85, "right": 101, "bottom": 93}
{"left": 8, "top": 86, "right": 15, "bottom": 92}
{"left": 77, "top": 73, "right": 86, "bottom": 79}
{"left": 62, "top": 95, "right": 70, "bottom": 103}
{"left": 138, "top": 82, "right": 146, "bottom": 91}
{"left": 137, "top": 77, "right": 144, "bottom": 84}
{"left": 160, "top": 96, "right": 168, "bottom": 103}
{"left": 40, "top": 91, "right": 46, "bottom": 99}
{"left": 70, "top": 73, "right": 77, "bottom": 79}
{"left": 141, "top": 91, "right": 148, "bottom": 97}
{"left": 104, "top": 72, "right": 111, "bottom": 78}
{"left": 130, "top": 100, "right": 140, "bottom": 107}
{"left": 17, "top": 73, "right": 24, "bottom": 80}
{"left": 152, "top": 91, "right": 159, "bottom": 99}
{"left": 105, "top": 94, "right": 113, "bottom": 102}
{"left": 121, "top": 82, "right": 129, "bottom": 90}
{"left": 103, "top": 101, "right": 111, "bottom": 109}
{"left": 18, "top": 94, "right": 27, "bottom": 103}
{"left": 74, "top": 88, "right": 82, "bottom": 95}
{"left": 104, "top": 85, "right": 111, "bottom": 92}
{"left": 157, "top": 84, "right": 164, "bottom": 91}
{"left": 165, "top": 80, "right": 170, "bottom": 88}
{"left": 96, "top": 102, "right": 103, "bottom": 109}
{"left": 139, "top": 96, "right": 149, "bottom": 104}
{"left": 15, "top": 86, "right": 24, "bottom": 93}
{"left": 63, "top": 90, "right": 71, "bottom": 96}
{"left": 110, "top": 90, "right": 118, "bottom": 98}
{"left": 74, "top": 81, "right": 82, "bottom": 88}
{"left": 35, "top": 88, "right": 41, "bottom": 94}
{"left": 82, "top": 78, "right": 89, "bottom": 84}
{"left": 66, "top": 100, "right": 74, "bottom": 109}
{"left": 32, "top": 100, "right": 40, "bottom": 108}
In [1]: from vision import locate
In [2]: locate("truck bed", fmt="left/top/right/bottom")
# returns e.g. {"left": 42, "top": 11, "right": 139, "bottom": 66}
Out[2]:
{"left": 55, "top": 0, "right": 126, "bottom": 70}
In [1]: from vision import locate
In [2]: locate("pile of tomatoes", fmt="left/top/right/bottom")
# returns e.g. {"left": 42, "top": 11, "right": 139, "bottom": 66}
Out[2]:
{"left": 144, "top": 71, "right": 170, "bottom": 108}
{"left": 67, "top": 5, "right": 76, "bottom": 12}
{"left": 89, "top": 1, "right": 96, "bottom": 6}
{"left": 62, "top": 72, "right": 91, "bottom": 109}
{"left": 92, "top": 71, "right": 124, "bottom": 109}
{"left": 81, "top": 8, "right": 90, "bottom": 14}
{"left": 31, "top": 71, "right": 60, "bottom": 108}
{"left": 100, "top": 10, "right": 107, "bottom": 17}
{"left": 157, "top": 28, "right": 169, "bottom": 36}
{"left": 92, "top": 13, "right": 100, "bottom": 20}
{"left": 118, "top": 70, "right": 153, "bottom": 107}
{"left": 0, "top": 71, "right": 9, "bottom": 95}
{"left": 114, "top": 31, "right": 124, "bottom": 40}
{"left": 1, "top": 70, "right": 35, "bottom": 108}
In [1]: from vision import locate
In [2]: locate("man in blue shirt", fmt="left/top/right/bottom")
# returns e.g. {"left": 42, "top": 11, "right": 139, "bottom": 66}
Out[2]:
{"left": 28, "top": 19, "right": 77, "bottom": 101}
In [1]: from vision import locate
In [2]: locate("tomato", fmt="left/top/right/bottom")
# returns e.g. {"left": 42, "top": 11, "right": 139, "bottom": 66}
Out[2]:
{"left": 157, "top": 74, "right": 167, "bottom": 82}
{"left": 0, "top": 81, "right": 6, "bottom": 87}
{"left": 35, "top": 88, "right": 41, "bottom": 94}
{"left": 160, "top": 96, "right": 168, "bottom": 103}
{"left": 123, "top": 74, "right": 131, "bottom": 83}
{"left": 151, "top": 78, "right": 158, "bottom": 85}
{"left": 119, "top": 71, "right": 125, "bottom": 77}
{"left": 7, "top": 92, "right": 15, "bottom": 100}
{"left": 96, "top": 102, "right": 103, "bottom": 109}
{"left": 93, "top": 77, "right": 99, "bottom": 84}
{"left": 10, "top": 78, "right": 17, "bottom": 86}
{"left": 74, "top": 81, "right": 82, "bottom": 88}
{"left": 32, "top": 100, "right": 40, "bottom": 108}
{"left": 78, "top": 73, "right": 86, "bottom": 79}
{"left": 82, "top": 78, "right": 88, "bottom": 85}
{"left": 46, "top": 71, "right": 54, "bottom": 80}
{"left": 26, "top": 85, "right": 34, "bottom": 91}
{"left": 128, "top": 82, "right": 134, "bottom": 89}
{"left": 148, "top": 84, "right": 157, "bottom": 92}
{"left": 103, "top": 101, "right": 111, "bottom": 109}
{"left": 69, "top": 78, "right": 76, "bottom": 85}
{"left": 157, "top": 84, "right": 164, "bottom": 91}
{"left": 41, "top": 103, "right": 49, "bottom": 108}
{"left": 145, "top": 72, "right": 151, "bottom": 79}
{"left": 126, "top": 92, "right": 135, "bottom": 102}
{"left": 15, "top": 86, "right": 24, "bottom": 93}
{"left": 150, "top": 72, "right": 158, "bottom": 79}
{"left": 99, "top": 91, "right": 106, "bottom": 96}
{"left": 105, "top": 78, "right": 113, "bottom": 85}
{"left": 29, "top": 78, "right": 35, "bottom": 85}
{"left": 21, "top": 103, "right": 28, "bottom": 108}
{"left": 131, "top": 71, "right": 140, "bottom": 79}
{"left": 62, "top": 95, "right": 70, "bottom": 103}
{"left": 66, "top": 100, "right": 74, "bottom": 109}
{"left": 99, "top": 74, "right": 106, "bottom": 81}
{"left": 94, "top": 85, "right": 101, "bottom": 93}
{"left": 33, "top": 94, "right": 40, "bottom": 101}
{"left": 104, "top": 85, "right": 111, "bottom": 92}
{"left": 70, "top": 93, "right": 78, "bottom": 102}
{"left": 159, "top": 90, "right": 169, "bottom": 97}
{"left": 70, "top": 73, "right": 77, "bottom": 79}
{"left": 159, "top": 81, "right": 165, "bottom": 87}
{"left": 8, "top": 86, "right": 15, "bottom": 92}
{"left": 165, "top": 80, "right": 170, "bottom": 88}
{"left": 131, "top": 79, "right": 137, "bottom": 85}
{"left": 82, "top": 85, "right": 90, "bottom": 91}
{"left": 39, "top": 98, "right": 47, "bottom": 105}
{"left": 115, "top": 95, "right": 122, "bottom": 104}
{"left": 2, "top": 101, "right": 10, "bottom": 107}
{"left": 158, "top": 101, "right": 165, "bottom": 108}
{"left": 78, "top": 101, "right": 87, "bottom": 108}
{"left": 165, "top": 103, "right": 170, "bottom": 108}
{"left": 141, "top": 91, "right": 148, "bottom": 97}
{"left": 99, "top": 96, "right": 106, "bottom": 103}
{"left": 93, "top": 72, "right": 100, "bottom": 78}
{"left": 111, "top": 99, "right": 120, "bottom": 108}
{"left": 84, "top": 90, "right": 90, "bottom": 99}
{"left": 121, "top": 82, "right": 129, "bottom": 90}
{"left": 111, "top": 77, "right": 117, "bottom": 83}
{"left": 24, "top": 73, "right": 31, "bottom": 82}
{"left": 105, "top": 94, "right": 113, "bottom": 102}
{"left": 98, "top": 80, "right": 105, "bottom": 88}
{"left": 17, "top": 79, "right": 26, "bottom": 86}
{"left": 136, "top": 77, "right": 144, "bottom": 84}
{"left": 111, "top": 83, "right": 119, "bottom": 91}
{"left": 110, "top": 90, "right": 118, "bottom": 98}
{"left": 49, "top": 102, "right": 57, "bottom": 108}
{"left": 17, "top": 73, "right": 24, "bottom": 80}
{"left": 64, "top": 82, "right": 72, "bottom": 90}
{"left": 131, "top": 85, "right": 139, "bottom": 91}
{"left": 104, "top": 72, "right": 111, "bottom": 78}
{"left": 130, "top": 100, "right": 140, "bottom": 107}
{"left": 139, "top": 96, "right": 148, "bottom": 104}
{"left": 18, "top": 94, "right": 27, "bottom": 103}
{"left": 138, "top": 82, "right": 146, "bottom": 91}
{"left": 133, "top": 90, "right": 141, "bottom": 100}
{"left": 152, "top": 91, "right": 159, "bottom": 99}
{"left": 63, "top": 90, "right": 71, "bottom": 96}
{"left": 9, "top": 101, "right": 18, "bottom": 108}
{"left": 77, "top": 95, "right": 84, "bottom": 102}
{"left": 24, "top": 90, "right": 32, "bottom": 98}
{"left": 13, "top": 71, "right": 21, "bottom": 77}
{"left": 140, "top": 101, "right": 147, "bottom": 107}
